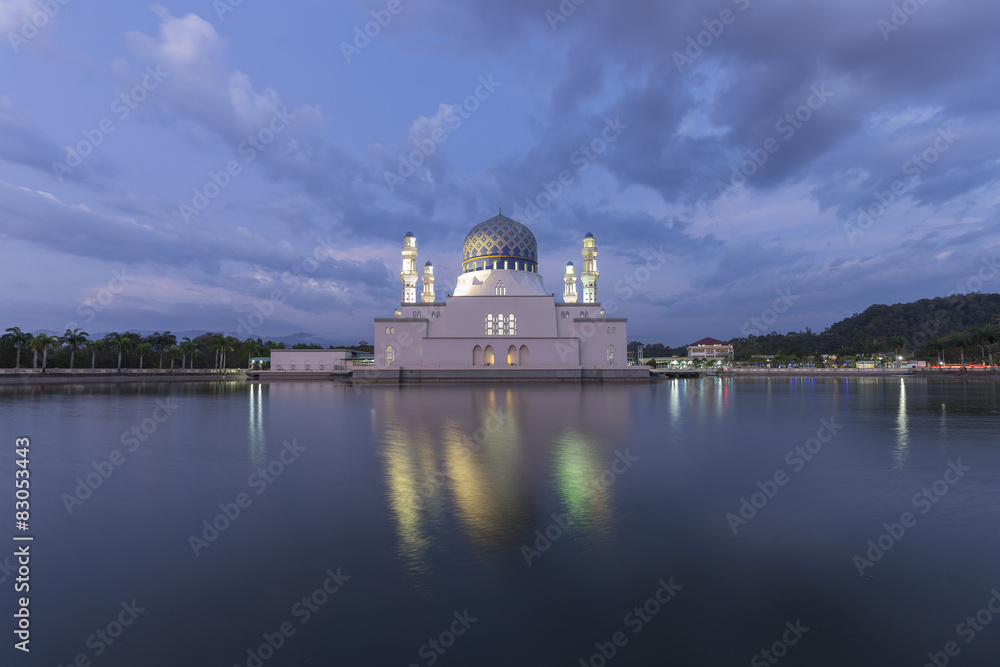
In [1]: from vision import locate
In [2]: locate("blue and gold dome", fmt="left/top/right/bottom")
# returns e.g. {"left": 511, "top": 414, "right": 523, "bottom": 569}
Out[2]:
{"left": 462, "top": 214, "right": 538, "bottom": 273}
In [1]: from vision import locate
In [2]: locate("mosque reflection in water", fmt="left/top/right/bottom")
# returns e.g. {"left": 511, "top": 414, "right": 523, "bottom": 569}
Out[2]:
{"left": 374, "top": 385, "right": 631, "bottom": 576}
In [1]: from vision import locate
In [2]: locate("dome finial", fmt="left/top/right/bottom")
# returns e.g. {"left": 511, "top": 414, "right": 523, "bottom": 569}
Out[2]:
{"left": 499, "top": 201, "right": 502, "bottom": 216}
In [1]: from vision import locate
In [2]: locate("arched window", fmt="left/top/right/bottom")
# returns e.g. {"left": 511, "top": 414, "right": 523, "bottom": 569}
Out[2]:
{"left": 607, "top": 344, "right": 616, "bottom": 366}
{"left": 485, "top": 314, "right": 495, "bottom": 336}
{"left": 496, "top": 281, "right": 506, "bottom": 296}
{"left": 497, "top": 314, "right": 507, "bottom": 334}
{"left": 508, "top": 314, "right": 516, "bottom": 336}
{"left": 384, "top": 345, "right": 395, "bottom": 367}
{"left": 613, "top": 327, "right": 616, "bottom": 334}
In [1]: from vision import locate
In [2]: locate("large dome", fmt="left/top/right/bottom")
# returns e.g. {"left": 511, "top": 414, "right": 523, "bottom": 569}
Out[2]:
{"left": 462, "top": 214, "right": 538, "bottom": 273}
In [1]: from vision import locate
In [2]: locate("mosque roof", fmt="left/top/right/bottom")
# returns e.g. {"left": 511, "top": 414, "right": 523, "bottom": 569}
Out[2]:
{"left": 462, "top": 214, "right": 538, "bottom": 264}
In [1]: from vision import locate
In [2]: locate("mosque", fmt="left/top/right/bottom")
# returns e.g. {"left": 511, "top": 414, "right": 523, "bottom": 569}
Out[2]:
{"left": 364, "top": 213, "right": 644, "bottom": 380}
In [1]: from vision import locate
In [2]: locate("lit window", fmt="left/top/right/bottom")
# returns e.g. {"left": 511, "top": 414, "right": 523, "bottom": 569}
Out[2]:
{"left": 384, "top": 345, "right": 395, "bottom": 366}
{"left": 496, "top": 281, "right": 506, "bottom": 296}
{"left": 509, "top": 314, "right": 516, "bottom": 335}
{"left": 607, "top": 345, "right": 616, "bottom": 365}
{"left": 486, "top": 314, "right": 495, "bottom": 336}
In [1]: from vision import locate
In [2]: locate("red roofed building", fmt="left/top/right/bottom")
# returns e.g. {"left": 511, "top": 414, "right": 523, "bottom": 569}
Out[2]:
{"left": 687, "top": 337, "right": 734, "bottom": 359}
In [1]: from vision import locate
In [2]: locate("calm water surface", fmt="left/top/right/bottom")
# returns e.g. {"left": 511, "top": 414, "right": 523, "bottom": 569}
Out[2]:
{"left": 2, "top": 377, "right": 1000, "bottom": 666}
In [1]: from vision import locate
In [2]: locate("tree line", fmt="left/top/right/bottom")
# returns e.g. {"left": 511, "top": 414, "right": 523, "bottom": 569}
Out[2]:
{"left": 0, "top": 328, "right": 375, "bottom": 371}
{"left": 629, "top": 293, "right": 1000, "bottom": 367}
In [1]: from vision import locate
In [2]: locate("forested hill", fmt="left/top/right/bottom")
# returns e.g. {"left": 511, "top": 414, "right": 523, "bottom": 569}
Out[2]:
{"left": 733, "top": 292, "right": 1000, "bottom": 357}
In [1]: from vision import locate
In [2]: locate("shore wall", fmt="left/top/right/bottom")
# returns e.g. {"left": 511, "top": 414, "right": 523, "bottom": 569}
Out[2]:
{"left": 0, "top": 370, "right": 247, "bottom": 385}
{"left": 352, "top": 366, "right": 651, "bottom": 384}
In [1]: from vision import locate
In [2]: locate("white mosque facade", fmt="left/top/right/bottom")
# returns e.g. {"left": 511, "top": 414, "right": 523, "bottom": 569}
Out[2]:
{"left": 372, "top": 214, "right": 630, "bottom": 372}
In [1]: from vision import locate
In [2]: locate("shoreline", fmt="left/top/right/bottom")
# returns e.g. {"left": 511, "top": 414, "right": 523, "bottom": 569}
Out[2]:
{"left": 714, "top": 368, "right": 1000, "bottom": 380}
{"left": 0, "top": 370, "right": 247, "bottom": 385}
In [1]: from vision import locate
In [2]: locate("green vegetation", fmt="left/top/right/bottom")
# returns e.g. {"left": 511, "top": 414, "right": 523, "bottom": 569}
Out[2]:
{"left": 630, "top": 293, "right": 1000, "bottom": 367}
{"left": 0, "top": 329, "right": 373, "bottom": 370}
{"left": 732, "top": 293, "right": 1000, "bottom": 364}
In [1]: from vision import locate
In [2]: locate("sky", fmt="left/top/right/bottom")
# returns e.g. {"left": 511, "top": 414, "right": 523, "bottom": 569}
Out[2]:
{"left": 1, "top": 0, "right": 998, "bottom": 346}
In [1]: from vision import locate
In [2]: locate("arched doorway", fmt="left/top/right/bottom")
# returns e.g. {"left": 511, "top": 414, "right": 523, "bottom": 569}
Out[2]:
{"left": 484, "top": 345, "right": 495, "bottom": 366}
{"left": 519, "top": 345, "right": 529, "bottom": 367}
{"left": 507, "top": 345, "right": 517, "bottom": 366}
{"left": 473, "top": 345, "right": 483, "bottom": 367}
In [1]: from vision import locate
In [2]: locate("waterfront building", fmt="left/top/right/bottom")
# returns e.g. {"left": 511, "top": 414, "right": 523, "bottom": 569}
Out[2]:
{"left": 687, "top": 337, "right": 734, "bottom": 359}
{"left": 373, "top": 214, "right": 627, "bottom": 370}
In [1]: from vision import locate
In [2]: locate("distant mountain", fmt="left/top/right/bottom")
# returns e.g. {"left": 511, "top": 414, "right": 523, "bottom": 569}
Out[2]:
{"left": 733, "top": 292, "right": 1000, "bottom": 357}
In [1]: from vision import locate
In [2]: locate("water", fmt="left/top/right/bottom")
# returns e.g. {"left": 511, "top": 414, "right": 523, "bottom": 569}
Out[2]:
{"left": 2, "top": 377, "right": 1000, "bottom": 666}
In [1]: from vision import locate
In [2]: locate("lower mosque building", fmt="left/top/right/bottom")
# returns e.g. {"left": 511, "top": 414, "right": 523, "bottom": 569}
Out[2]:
{"left": 358, "top": 213, "right": 647, "bottom": 382}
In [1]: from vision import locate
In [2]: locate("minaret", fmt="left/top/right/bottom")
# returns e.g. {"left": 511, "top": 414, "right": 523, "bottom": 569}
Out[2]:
{"left": 421, "top": 261, "right": 435, "bottom": 303}
{"left": 563, "top": 262, "right": 578, "bottom": 303}
{"left": 581, "top": 232, "right": 599, "bottom": 303}
{"left": 400, "top": 232, "right": 418, "bottom": 303}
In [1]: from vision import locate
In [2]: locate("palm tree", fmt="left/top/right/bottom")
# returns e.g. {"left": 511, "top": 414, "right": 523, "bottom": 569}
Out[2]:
{"left": 136, "top": 342, "right": 153, "bottom": 369}
{"left": 109, "top": 334, "right": 133, "bottom": 370}
{"left": 3, "top": 327, "right": 32, "bottom": 369}
{"left": 948, "top": 332, "right": 967, "bottom": 368}
{"left": 155, "top": 331, "right": 176, "bottom": 369}
{"left": 87, "top": 339, "right": 105, "bottom": 370}
{"left": 60, "top": 328, "right": 89, "bottom": 370}
{"left": 980, "top": 324, "right": 999, "bottom": 369}
{"left": 932, "top": 338, "right": 947, "bottom": 365}
{"left": 165, "top": 345, "right": 181, "bottom": 370}
{"left": 31, "top": 333, "right": 58, "bottom": 371}
{"left": 180, "top": 339, "right": 197, "bottom": 369}
{"left": 223, "top": 336, "right": 239, "bottom": 369}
